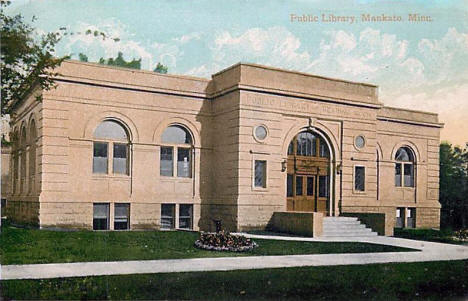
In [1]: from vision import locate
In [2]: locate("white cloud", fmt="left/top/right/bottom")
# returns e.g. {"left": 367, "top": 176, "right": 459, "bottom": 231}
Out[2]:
{"left": 172, "top": 32, "right": 202, "bottom": 44}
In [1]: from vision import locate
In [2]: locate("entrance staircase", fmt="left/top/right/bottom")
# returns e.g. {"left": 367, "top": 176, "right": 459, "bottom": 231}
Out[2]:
{"left": 322, "top": 217, "right": 378, "bottom": 237}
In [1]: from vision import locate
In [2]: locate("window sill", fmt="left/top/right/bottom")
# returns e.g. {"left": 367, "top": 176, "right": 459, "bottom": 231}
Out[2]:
{"left": 92, "top": 174, "right": 130, "bottom": 180}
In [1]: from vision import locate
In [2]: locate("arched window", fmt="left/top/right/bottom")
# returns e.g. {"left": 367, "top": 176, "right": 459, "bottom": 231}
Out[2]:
{"left": 287, "top": 131, "right": 329, "bottom": 158}
{"left": 93, "top": 120, "right": 130, "bottom": 175}
{"left": 160, "top": 125, "right": 193, "bottom": 178}
{"left": 395, "top": 147, "right": 415, "bottom": 187}
{"left": 20, "top": 127, "right": 27, "bottom": 193}
{"left": 29, "top": 121, "right": 37, "bottom": 194}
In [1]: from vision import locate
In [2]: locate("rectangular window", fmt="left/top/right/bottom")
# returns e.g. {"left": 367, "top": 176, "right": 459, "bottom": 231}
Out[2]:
{"left": 177, "top": 148, "right": 191, "bottom": 178}
{"left": 307, "top": 176, "right": 314, "bottom": 196}
{"left": 93, "top": 203, "right": 109, "bottom": 230}
{"left": 319, "top": 175, "right": 328, "bottom": 198}
{"left": 395, "top": 163, "right": 402, "bottom": 187}
{"left": 296, "top": 175, "right": 303, "bottom": 195}
{"left": 406, "top": 208, "right": 416, "bottom": 228}
{"left": 254, "top": 160, "right": 267, "bottom": 188}
{"left": 113, "top": 143, "right": 128, "bottom": 175}
{"left": 404, "top": 164, "right": 414, "bottom": 187}
{"left": 179, "top": 204, "right": 193, "bottom": 230}
{"left": 395, "top": 207, "right": 404, "bottom": 228}
{"left": 160, "top": 146, "right": 173, "bottom": 176}
{"left": 114, "top": 203, "right": 130, "bottom": 230}
{"left": 287, "top": 174, "right": 293, "bottom": 197}
{"left": 161, "top": 204, "right": 175, "bottom": 229}
{"left": 93, "top": 142, "right": 108, "bottom": 174}
{"left": 354, "top": 166, "right": 365, "bottom": 191}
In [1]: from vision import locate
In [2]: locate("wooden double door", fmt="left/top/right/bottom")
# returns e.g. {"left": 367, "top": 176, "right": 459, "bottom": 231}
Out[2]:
{"left": 286, "top": 132, "right": 330, "bottom": 214}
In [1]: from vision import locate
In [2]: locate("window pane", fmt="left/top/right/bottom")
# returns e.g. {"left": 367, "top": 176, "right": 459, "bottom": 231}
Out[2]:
{"left": 160, "top": 146, "right": 173, "bottom": 176}
{"left": 113, "top": 143, "right": 128, "bottom": 174}
{"left": 254, "top": 160, "right": 266, "bottom": 188}
{"left": 296, "top": 176, "right": 303, "bottom": 195}
{"left": 161, "top": 204, "right": 175, "bottom": 229}
{"left": 179, "top": 204, "right": 193, "bottom": 229}
{"left": 177, "top": 148, "right": 191, "bottom": 178}
{"left": 288, "top": 142, "right": 294, "bottom": 155}
{"left": 354, "top": 166, "right": 365, "bottom": 191}
{"left": 395, "top": 147, "right": 414, "bottom": 162}
{"left": 404, "top": 164, "right": 414, "bottom": 187}
{"left": 307, "top": 176, "right": 314, "bottom": 196}
{"left": 296, "top": 132, "right": 316, "bottom": 156}
{"left": 287, "top": 174, "right": 293, "bottom": 197}
{"left": 93, "top": 203, "right": 109, "bottom": 230}
{"left": 114, "top": 203, "right": 130, "bottom": 230}
{"left": 395, "top": 163, "right": 402, "bottom": 187}
{"left": 161, "top": 125, "right": 192, "bottom": 144}
{"left": 319, "top": 138, "right": 329, "bottom": 158}
{"left": 319, "top": 175, "right": 328, "bottom": 197}
{"left": 94, "top": 120, "right": 128, "bottom": 140}
{"left": 93, "top": 142, "right": 108, "bottom": 174}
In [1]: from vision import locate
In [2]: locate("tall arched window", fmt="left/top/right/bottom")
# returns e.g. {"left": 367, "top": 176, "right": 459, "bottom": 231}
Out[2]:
{"left": 29, "top": 121, "right": 37, "bottom": 194}
{"left": 20, "top": 127, "right": 27, "bottom": 193}
{"left": 395, "top": 146, "right": 415, "bottom": 187}
{"left": 93, "top": 120, "right": 130, "bottom": 175}
{"left": 160, "top": 125, "right": 193, "bottom": 178}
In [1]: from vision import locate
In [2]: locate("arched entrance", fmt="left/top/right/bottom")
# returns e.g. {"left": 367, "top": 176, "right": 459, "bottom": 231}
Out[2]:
{"left": 286, "top": 130, "right": 331, "bottom": 214}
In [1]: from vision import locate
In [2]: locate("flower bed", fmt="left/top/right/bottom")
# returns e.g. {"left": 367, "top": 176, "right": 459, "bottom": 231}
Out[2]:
{"left": 194, "top": 231, "right": 258, "bottom": 252}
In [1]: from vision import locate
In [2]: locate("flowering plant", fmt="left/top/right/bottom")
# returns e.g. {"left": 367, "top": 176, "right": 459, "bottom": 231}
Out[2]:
{"left": 194, "top": 231, "right": 258, "bottom": 252}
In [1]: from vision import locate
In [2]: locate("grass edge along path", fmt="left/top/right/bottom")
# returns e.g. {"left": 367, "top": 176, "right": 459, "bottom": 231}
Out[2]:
{"left": 1, "top": 260, "right": 467, "bottom": 300}
{"left": 1, "top": 226, "right": 417, "bottom": 265}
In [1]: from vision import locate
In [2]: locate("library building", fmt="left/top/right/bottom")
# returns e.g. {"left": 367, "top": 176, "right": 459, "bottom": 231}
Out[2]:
{"left": 2, "top": 60, "right": 442, "bottom": 236}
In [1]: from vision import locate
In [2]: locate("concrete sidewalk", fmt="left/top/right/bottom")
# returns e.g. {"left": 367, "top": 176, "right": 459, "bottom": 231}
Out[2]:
{"left": 1, "top": 235, "right": 467, "bottom": 280}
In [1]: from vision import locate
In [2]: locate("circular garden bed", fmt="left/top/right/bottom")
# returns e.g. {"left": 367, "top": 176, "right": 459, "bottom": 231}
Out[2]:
{"left": 194, "top": 231, "right": 258, "bottom": 252}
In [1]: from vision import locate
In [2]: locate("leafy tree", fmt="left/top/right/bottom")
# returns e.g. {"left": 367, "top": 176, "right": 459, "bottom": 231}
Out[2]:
{"left": 439, "top": 142, "right": 468, "bottom": 229}
{"left": 78, "top": 53, "right": 88, "bottom": 62}
{"left": 0, "top": 0, "right": 67, "bottom": 115}
{"left": 98, "top": 52, "right": 141, "bottom": 70}
{"left": 154, "top": 62, "right": 168, "bottom": 74}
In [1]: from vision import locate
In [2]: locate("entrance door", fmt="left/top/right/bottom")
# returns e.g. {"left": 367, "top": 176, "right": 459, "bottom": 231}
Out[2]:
{"left": 286, "top": 131, "right": 330, "bottom": 214}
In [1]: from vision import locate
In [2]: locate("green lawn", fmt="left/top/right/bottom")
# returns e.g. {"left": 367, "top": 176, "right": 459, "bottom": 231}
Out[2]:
{"left": 2, "top": 260, "right": 467, "bottom": 300}
{"left": 0, "top": 225, "right": 416, "bottom": 265}
{"left": 394, "top": 228, "right": 465, "bottom": 245}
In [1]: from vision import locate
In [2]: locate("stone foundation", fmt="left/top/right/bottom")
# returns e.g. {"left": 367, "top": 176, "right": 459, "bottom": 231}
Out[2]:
{"left": 6, "top": 200, "right": 40, "bottom": 226}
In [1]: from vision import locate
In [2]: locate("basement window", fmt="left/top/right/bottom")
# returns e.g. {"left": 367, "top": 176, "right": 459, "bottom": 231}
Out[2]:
{"left": 179, "top": 204, "right": 193, "bottom": 230}
{"left": 114, "top": 203, "right": 130, "bottom": 230}
{"left": 93, "top": 203, "right": 109, "bottom": 230}
{"left": 161, "top": 204, "right": 175, "bottom": 229}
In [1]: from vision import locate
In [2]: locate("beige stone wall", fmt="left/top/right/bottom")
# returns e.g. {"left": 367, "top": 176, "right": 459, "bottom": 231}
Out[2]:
{"left": 5, "top": 60, "right": 442, "bottom": 233}
{"left": 5, "top": 87, "right": 42, "bottom": 225}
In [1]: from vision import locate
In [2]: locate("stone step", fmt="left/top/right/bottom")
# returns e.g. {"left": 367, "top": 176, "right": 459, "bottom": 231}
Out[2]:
{"left": 322, "top": 228, "right": 374, "bottom": 235}
{"left": 323, "top": 220, "right": 361, "bottom": 225}
{"left": 321, "top": 231, "right": 378, "bottom": 237}
{"left": 323, "top": 224, "right": 367, "bottom": 230}
{"left": 320, "top": 216, "right": 379, "bottom": 237}
{"left": 323, "top": 217, "right": 358, "bottom": 222}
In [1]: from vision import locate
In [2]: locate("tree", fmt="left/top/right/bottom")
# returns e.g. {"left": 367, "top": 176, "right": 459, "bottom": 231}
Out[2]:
{"left": 0, "top": 1, "right": 67, "bottom": 115}
{"left": 154, "top": 62, "right": 168, "bottom": 74}
{"left": 439, "top": 142, "right": 468, "bottom": 229}
{"left": 98, "top": 52, "right": 141, "bottom": 70}
{"left": 78, "top": 53, "right": 88, "bottom": 62}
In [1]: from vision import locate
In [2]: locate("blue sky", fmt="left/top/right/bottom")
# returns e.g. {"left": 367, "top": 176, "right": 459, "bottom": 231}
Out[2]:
{"left": 7, "top": 0, "right": 468, "bottom": 145}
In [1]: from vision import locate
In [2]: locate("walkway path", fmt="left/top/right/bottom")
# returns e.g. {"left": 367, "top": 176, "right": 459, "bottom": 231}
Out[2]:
{"left": 1, "top": 235, "right": 467, "bottom": 280}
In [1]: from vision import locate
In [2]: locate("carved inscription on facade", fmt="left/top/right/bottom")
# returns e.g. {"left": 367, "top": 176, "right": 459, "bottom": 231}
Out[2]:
{"left": 246, "top": 96, "right": 372, "bottom": 119}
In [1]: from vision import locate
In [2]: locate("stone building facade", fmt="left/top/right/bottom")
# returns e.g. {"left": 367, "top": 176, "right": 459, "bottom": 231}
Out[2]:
{"left": 3, "top": 60, "right": 442, "bottom": 234}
